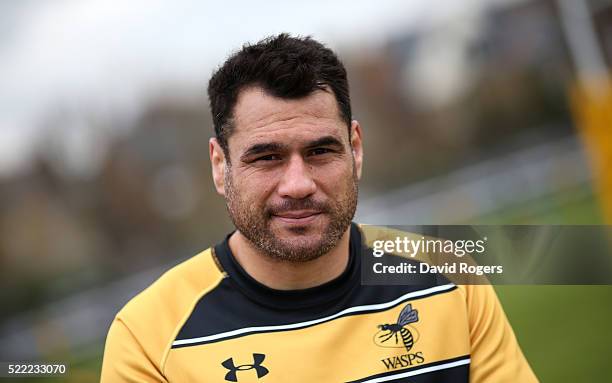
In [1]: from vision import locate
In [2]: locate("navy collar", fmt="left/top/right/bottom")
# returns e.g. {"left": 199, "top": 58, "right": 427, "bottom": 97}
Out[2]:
{"left": 214, "top": 223, "right": 362, "bottom": 310}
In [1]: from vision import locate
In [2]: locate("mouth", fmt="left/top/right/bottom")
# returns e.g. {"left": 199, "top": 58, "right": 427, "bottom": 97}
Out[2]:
{"left": 272, "top": 210, "right": 322, "bottom": 225}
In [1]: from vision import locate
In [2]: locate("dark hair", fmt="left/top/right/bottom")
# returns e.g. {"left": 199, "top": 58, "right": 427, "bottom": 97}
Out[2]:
{"left": 207, "top": 33, "right": 352, "bottom": 155}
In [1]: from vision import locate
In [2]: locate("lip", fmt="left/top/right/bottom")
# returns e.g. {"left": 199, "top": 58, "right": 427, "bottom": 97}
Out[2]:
{"left": 272, "top": 210, "right": 322, "bottom": 225}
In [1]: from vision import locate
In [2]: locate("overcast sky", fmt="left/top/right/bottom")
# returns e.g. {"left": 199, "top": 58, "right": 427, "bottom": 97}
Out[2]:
{"left": 0, "top": 0, "right": 512, "bottom": 176}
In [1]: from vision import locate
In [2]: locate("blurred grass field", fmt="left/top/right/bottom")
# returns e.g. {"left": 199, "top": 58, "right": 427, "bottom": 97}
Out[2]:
{"left": 487, "top": 186, "right": 611, "bottom": 380}
{"left": 471, "top": 185, "right": 603, "bottom": 224}
{"left": 496, "top": 285, "right": 612, "bottom": 381}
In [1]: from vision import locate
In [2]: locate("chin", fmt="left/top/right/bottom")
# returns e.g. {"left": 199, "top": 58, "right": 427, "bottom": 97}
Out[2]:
{"left": 274, "top": 222, "right": 326, "bottom": 239}
{"left": 272, "top": 214, "right": 328, "bottom": 232}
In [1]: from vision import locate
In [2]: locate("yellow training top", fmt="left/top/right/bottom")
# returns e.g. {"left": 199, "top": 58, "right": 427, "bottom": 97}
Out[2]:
{"left": 101, "top": 224, "right": 537, "bottom": 382}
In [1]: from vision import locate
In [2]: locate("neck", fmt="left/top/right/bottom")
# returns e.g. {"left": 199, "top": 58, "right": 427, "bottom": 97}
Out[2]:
{"left": 228, "top": 227, "right": 351, "bottom": 290}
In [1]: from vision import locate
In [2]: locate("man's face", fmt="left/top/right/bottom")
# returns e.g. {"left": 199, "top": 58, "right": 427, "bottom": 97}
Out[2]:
{"left": 210, "top": 86, "right": 363, "bottom": 262}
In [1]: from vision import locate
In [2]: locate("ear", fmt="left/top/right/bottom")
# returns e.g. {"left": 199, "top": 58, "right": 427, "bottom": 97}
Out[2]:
{"left": 350, "top": 120, "right": 363, "bottom": 180}
{"left": 209, "top": 137, "right": 227, "bottom": 196}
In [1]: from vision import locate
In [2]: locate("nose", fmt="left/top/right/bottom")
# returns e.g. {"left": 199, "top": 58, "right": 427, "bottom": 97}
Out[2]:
{"left": 277, "top": 154, "right": 316, "bottom": 199}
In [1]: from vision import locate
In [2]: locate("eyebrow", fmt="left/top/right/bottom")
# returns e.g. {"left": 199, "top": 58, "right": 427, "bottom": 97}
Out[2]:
{"left": 241, "top": 142, "right": 288, "bottom": 161}
{"left": 305, "top": 136, "right": 344, "bottom": 150}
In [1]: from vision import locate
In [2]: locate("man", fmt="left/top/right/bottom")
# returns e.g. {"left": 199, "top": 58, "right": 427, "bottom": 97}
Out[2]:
{"left": 101, "top": 34, "right": 537, "bottom": 382}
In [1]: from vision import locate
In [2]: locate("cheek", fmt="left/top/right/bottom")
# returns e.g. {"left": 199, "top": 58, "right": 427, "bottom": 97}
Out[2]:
{"left": 231, "top": 168, "right": 278, "bottom": 204}
{"left": 318, "top": 160, "right": 355, "bottom": 188}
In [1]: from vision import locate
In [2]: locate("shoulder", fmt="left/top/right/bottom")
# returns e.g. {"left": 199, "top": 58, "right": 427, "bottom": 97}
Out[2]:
{"left": 118, "top": 247, "right": 225, "bottom": 321}
{"left": 110, "top": 247, "right": 226, "bottom": 369}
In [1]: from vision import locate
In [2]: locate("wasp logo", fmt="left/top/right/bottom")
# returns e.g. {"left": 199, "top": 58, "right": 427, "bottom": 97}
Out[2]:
{"left": 375, "top": 303, "right": 419, "bottom": 352}
{"left": 221, "top": 353, "right": 269, "bottom": 382}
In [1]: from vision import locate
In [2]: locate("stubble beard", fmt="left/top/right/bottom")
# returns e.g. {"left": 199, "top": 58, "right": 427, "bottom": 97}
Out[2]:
{"left": 224, "top": 166, "right": 358, "bottom": 263}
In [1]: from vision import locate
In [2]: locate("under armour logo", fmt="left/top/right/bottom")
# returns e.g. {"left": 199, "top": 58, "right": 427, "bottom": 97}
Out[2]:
{"left": 221, "top": 353, "right": 269, "bottom": 382}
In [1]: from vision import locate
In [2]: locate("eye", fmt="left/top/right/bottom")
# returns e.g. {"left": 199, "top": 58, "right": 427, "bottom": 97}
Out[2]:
{"left": 309, "top": 148, "right": 332, "bottom": 156}
{"left": 255, "top": 154, "right": 281, "bottom": 162}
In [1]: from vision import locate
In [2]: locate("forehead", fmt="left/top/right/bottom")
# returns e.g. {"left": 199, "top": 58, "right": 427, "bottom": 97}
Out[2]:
{"left": 229, "top": 87, "right": 346, "bottom": 149}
